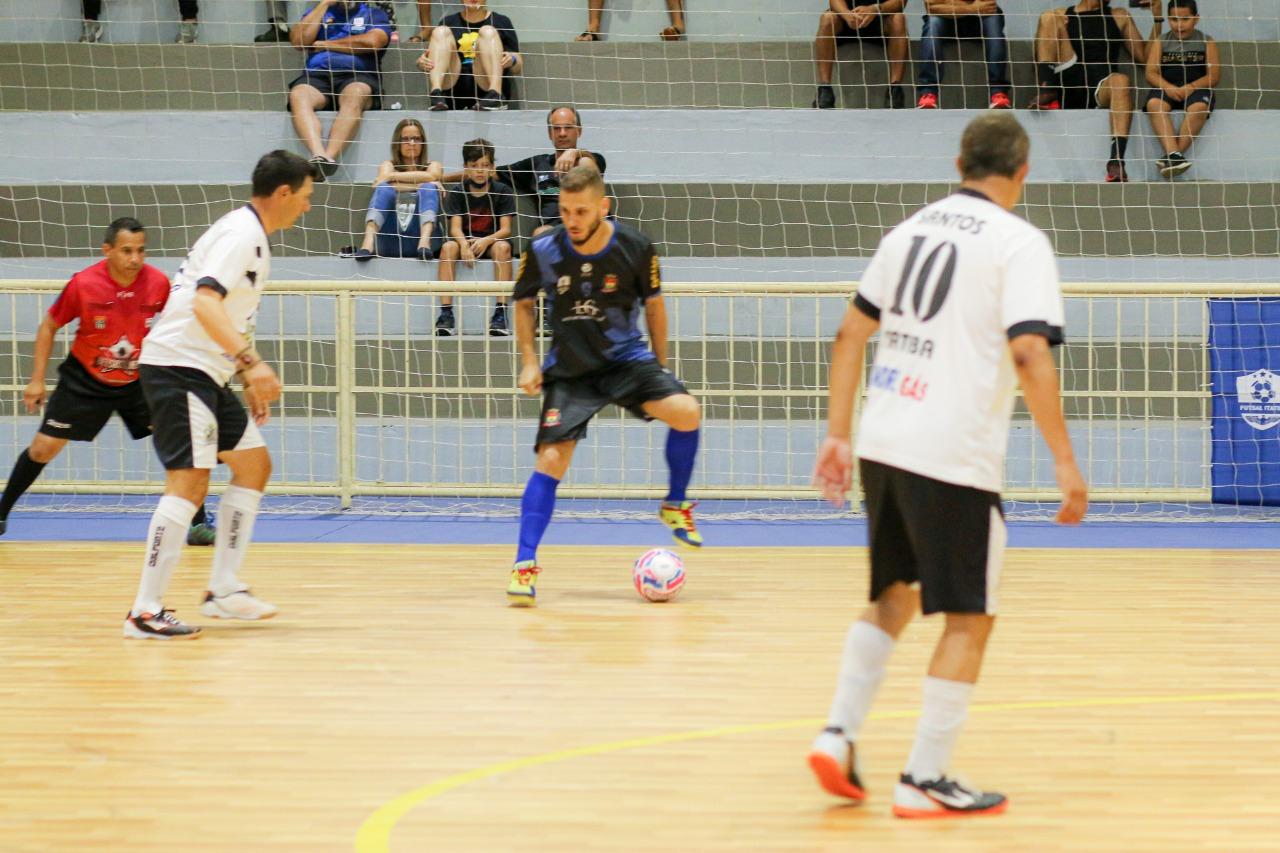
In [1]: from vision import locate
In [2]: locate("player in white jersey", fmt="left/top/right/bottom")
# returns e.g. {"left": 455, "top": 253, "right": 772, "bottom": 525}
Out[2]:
{"left": 807, "top": 113, "right": 1088, "bottom": 817}
{"left": 123, "top": 150, "right": 314, "bottom": 640}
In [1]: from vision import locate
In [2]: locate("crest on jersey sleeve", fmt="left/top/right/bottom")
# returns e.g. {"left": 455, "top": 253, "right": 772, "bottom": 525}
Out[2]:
{"left": 1236, "top": 369, "right": 1280, "bottom": 431}
{"left": 602, "top": 274, "right": 618, "bottom": 294}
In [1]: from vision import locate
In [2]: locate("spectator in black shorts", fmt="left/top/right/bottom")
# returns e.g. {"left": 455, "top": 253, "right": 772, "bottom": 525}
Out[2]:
{"left": 436, "top": 139, "right": 516, "bottom": 337}
{"left": 288, "top": 1, "right": 393, "bottom": 179}
{"left": 496, "top": 106, "right": 607, "bottom": 240}
{"left": 1145, "top": 1, "right": 1218, "bottom": 178}
{"left": 813, "top": 1, "right": 909, "bottom": 109}
{"left": 417, "top": 0, "right": 522, "bottom": 112}
{"left": 1029, "top": 0, "right": 1162, "bottom": 183}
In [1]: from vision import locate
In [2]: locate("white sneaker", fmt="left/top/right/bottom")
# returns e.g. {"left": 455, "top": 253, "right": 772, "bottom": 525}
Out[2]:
{"left": 123, "top": 609, "right": 201, "bottom": 640}
{"left": 79, "top": 20, "right": 103, "bottom": 43}
{"left": 200, "top": 590, "right": 278, "bottom": 620}
{"left": 806, "top": 726, "right": 866, "bottom": 801}
{"left": 892, "top": 773, "right": 1008, "bottom": 819}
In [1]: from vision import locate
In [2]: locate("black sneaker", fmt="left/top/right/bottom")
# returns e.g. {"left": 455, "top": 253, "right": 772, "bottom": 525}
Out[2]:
{"left": 187, "top": 522, "right": 216, "bottom": 547}
{"left": 477, "top": 89, "right": 506, "bottom": 111}
{"left": 812, "top": 85, "right": 835, "bottom": 109}
{"left": 254, "top": 22, "right": 288, "bottom": 42}
{"left": 892, "top": 773, "right": 1007, "bottom": 819}
{"left": 1105, "top": 160, "right": 1129, "bottom": 183}
{"left": 417, "top": 245, "right": 434, "bottom": 261}
{"left": 122, "top": 609, "right": 202, "bottom": 640}
{"left": 428, "top": 89, "right": 449, "bottom": 111}
{"left": 435, "top": 308, "right": 456, "bottom": 336}
{"left": 1160, "top": 151, "right": 1191, "bottom": 177}
{"left": 489, "top": 305, "right": 512, "bottom": 336}
{"left": 885, "top": 84, "right": 905, "bottom": 109}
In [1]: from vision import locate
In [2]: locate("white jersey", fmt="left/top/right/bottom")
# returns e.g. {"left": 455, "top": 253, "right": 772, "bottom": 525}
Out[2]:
{"left": 141, "top": 206, "right": 271, "bottom": 386}
{"left": 853, "top": 189, "right": 1064, "bottom": 493}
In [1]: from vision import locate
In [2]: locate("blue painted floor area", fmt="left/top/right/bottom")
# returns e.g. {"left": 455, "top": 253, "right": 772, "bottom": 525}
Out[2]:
{"left": 4, "top": 508, "right": 1280, "bottom": 548}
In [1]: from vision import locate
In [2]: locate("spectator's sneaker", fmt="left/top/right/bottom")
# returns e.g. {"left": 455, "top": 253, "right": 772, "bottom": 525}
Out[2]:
{"left": 435, "top": 308, "right": 456, "bottom": 337}
{"left": 807, "top": 727, "right": 867, "bottom": 801}
{"left": 177, "top": 22, "right": 198, "bottom": 44}
{"left": 123, "top": 609, "right": 201, "bottom": 640}
{"left": 1105, "top": 160, "right": 1129, "bottom": 183}
{"left": 1159, "top": 151, "right": 1191, "bottom": 177}
{"left": 892, "top": 774, "right": 1008, "bottom": 819}
{"left": 79, "top": 20, "right": 103, "bottom": 43}
{"left": 254, "top": 22, "right": 289, "bottom": 43}
{"left": 812, "top": 85, "right": 836, "bottom": 110}
{"left": 417, "top": 245, "right": 434, "bottom": 261}
{"left": 916, "top": 92, "right": 939, "bottom": 110}
{"left": 659, "top": 500, "right": 703, "bottom": 547}
{"left": 885, "top": 84, "right": 905, "bottom": 109}
{"left": 489, "top": 305, "right": 512, "bottom": 336}
{"left": 989, "top": 92, "right": 1012, "bottom": 110}
{"left": 478, "top": 89, "right": 506, "bottom": 111}
{"left": 429, "top": 89, "right": 450, "bottom": 111}
{"left": 1026, "top": 89, "right": 1061, "bottom": 110}
{"left": 186, "top": 522, "right": 216, "bottom": 547}
{"left": 507, "top": 561, "right": 539, "bottom": 607}
{"left": 307, "top": 155, "right": 338, "bottom": 181}
{"left": 200, "top": 590, "right": 278, "bottom": 621}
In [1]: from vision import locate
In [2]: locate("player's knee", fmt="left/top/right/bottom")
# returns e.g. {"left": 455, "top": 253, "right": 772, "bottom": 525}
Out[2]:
{"left": 1109, "top": 72, "right": 1131, "bottom": 90}
{"left": 430, "top": 25, "right": 454, "bottom": 43}
{"left": 1145, "top": 98, "right": 1166, "bottom": 113}
{"left": 669, "top": 395, "right": 700, "bottom": 431}
{"left": 817, "top": 10, "right": 838, "bottom": 32}
{"left": 874, "top": 582, "right": 919, "bottom": 628}
{"left": 478, "top": 25, "right": 498, "bottom": 37}
{"left": 439, "top": 240, "right": 459, "bottom": 259}
{"left": 27, "top": 437, "right": 64, "bottom": 464}
{"left": 886, "top": 13, "right": 906, "bottom": 34}
{"left": 942, "top": 612, "right": 996, "bottom": 646}
{"left": 491, "top": 240, "right": 512, "bottom": 260}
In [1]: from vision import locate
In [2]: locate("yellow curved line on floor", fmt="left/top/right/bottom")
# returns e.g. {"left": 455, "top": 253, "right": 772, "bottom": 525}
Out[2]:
{"left": 354, "top": 690, "right": 1280, "bottom": 852}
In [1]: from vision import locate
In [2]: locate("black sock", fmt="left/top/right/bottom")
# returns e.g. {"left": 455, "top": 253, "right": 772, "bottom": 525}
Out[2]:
{"left": 1110, "top": 137, "right": 1128, "bottom": 163}
{"left": 192, "top": 504, "right": 207, "bottom": 527}
{"left": 0, "top": 450, "right": 47, "bottom": 520}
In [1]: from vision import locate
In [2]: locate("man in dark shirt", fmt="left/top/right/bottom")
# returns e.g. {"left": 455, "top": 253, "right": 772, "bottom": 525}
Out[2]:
{"left": 416, "top": 0, "right": 522, "bottom": 111}
{"left": 497, "top": 106, "right": 607, "bottom": 239}
{"left": 504, "top": 165, "right": 704, "bottom": 608}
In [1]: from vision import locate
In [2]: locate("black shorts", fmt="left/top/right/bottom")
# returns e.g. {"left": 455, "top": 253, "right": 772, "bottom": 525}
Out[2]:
{"left": 442, "top": 236, "right": 508, "bottom": 259}
{"left": 834, "top": 14, "right": 887, "bottom": 45}
{"left": 860, "top": 458, "right": 1006, "bottom": 616}
{"left": 139, "top": 365, "right": 265, "bottom": 471}
{"left": 39, "top": 357, "right": 152, "bottom": 442}
{"left": 1145, "top": 87, "right": 1215, "bottom": 112}
{"left": 1058, "top": 62, "right": 1120, "bottom": 110}
{"left": 536, "top": 360, "right": 688, "bottom": 449}
{"left": 444, "top": 67, "right": 513, "bottom": 110}
{"left": 287, "top": 70, "right": 383, "bottom": 111}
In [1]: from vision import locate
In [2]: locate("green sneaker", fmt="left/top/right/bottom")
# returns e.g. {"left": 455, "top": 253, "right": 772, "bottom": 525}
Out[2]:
{"left": 187, "top": 522, "right": 217, "bottom": 547}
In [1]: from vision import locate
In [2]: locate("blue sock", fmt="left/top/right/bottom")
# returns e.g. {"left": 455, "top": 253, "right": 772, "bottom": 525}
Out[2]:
{"left": 665, "top": 428, "right": 699, "bottom": 504}
{"left": 516, "top": 471, "right": 559, "bottom": 564}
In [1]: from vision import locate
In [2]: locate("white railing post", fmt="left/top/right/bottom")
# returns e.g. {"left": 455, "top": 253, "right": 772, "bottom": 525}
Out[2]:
{"left": 336, "top": 289, "right": 355, "bottom": 509}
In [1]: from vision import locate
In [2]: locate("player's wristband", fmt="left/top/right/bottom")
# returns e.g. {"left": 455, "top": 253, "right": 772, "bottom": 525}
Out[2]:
{"left": 233, "top": 346, "right": 262, "bottom": 373}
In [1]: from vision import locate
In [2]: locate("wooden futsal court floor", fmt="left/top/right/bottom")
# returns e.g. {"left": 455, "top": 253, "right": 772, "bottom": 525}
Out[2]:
{"left": 1, "top": 542, "right": 1277, "bottom": 852}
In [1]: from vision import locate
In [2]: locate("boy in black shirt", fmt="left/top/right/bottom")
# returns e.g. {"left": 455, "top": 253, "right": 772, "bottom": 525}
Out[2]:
{"left": 437, "top": 139, "right": 516, "bottom": 336}
{"left": 416, "top": 0, "right": 521, "bottom": 111}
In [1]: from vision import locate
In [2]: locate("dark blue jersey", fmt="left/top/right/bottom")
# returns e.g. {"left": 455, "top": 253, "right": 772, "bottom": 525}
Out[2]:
{"left": 514, "top": 222, "right": 662, "bottom": 379}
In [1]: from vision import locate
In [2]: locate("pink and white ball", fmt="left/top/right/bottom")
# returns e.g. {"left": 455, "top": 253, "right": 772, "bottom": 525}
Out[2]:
{"left": 632, "top": 548, "right": 687, "bottom": 602}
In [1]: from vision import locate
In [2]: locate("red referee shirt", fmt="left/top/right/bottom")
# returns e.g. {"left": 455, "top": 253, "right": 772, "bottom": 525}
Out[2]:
{"left": 47, "top": 260, "right": 171, "bottom": 387}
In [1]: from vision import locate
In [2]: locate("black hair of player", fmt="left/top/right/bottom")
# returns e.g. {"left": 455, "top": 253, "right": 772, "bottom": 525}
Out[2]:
{"left": 462, "top": 138, "right": 496, "bottom": 166}
{"left": 959, "top": 113, "right": 1030, "bottom": 180}
{"left": 104, "top": 217, "right": 144, "bottom": 246}
{"left": 1168, "top": 0, "right": 1197, "bottom": 14}
{"left": 546, "top": 105, "right": 582, "bottom": 129}
{"left": 251, "top": 149, "right": 315, "bottom": 197}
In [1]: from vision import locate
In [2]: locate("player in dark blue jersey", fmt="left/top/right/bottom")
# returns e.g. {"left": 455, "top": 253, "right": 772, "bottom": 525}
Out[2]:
{"left": 506, "top": 164, "right": 702, "bottom": 606}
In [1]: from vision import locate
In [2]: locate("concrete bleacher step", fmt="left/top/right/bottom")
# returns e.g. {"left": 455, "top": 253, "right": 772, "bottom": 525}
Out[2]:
{"left": 3, "top": 181, "right": 1276, "bottom": 260}
{"left": 1, "top": 41, "right": 1277, "bottom": 111}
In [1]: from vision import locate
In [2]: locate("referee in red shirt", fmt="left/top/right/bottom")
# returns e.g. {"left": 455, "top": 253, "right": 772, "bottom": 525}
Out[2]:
{"left": 0, "top": 218, "right": 214, "bottom": 543}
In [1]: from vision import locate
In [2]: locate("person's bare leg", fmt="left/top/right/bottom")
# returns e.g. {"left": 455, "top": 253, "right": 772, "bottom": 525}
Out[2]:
{"left": 1178, "top": 102, "right": 1211, "bottom": 153}
{"left": 884, "top": 12, "right": 907, "bottom": 84}
{"left": 428, "top": 25, "right": 458, "bottom": 92}
{"left": 814, "top": 11, "right": 839, "bottom": 85}
{"left": 666, "top": 0, "right": 685, "bottom": 33}
{"left": 359, "top": 219, "right": 379, "bottom": 253}
{"left": 1146, "top": 98, "right": 1177, "bottom": 155}
{"left": 1103, "top": 73, "right": 1134, "bottom": 139}
{"left": 474, "top": 25, "right": 505, "bottom": 93}
{"left": 491, "top": 239, "right": 512, "bottom": 307}
{"left": 324, "top": 83, "right": 371, "bottom": 160}
{"left": 585, "top": 0, "right": 604, "bottom": 35}
{"left": 288, "top": 85, "right": 328, "bottom": 158}
{"left": 437, "top": 240, "right": 458, "bottom": 307}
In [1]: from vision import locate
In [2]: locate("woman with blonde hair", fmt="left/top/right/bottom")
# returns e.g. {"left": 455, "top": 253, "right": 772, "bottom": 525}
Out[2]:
{"left": 350, "top": 118, "right": 445, "bottom": 260}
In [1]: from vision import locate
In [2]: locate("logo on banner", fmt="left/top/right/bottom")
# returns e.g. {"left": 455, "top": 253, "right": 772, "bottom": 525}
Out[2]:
{"left": 1235, "top": 369, "right": 1280, "bottom": 430}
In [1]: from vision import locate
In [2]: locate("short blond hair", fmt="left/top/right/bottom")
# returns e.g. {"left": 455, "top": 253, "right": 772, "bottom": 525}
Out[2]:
{"left": 560, "top": 163, "right": 604, "bottom": 194}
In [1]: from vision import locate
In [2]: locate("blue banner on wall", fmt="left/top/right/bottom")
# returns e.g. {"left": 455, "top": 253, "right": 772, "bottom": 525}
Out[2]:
{"left": 1209, "top": 298, "right": 1280, "bottom": 505}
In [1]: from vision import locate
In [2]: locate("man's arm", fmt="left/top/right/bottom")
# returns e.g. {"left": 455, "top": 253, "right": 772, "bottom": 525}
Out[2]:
{"left": 1010, "top": 333, "right": 1087, "bottom": 524}
{"left": 290, "top": 0, "right": 334, "bottom": 48}
{"left": 515, "top": 298, "right": 541, "bottom": 395}
{"left": 1116, "top": 6, "right": 1162, "bottom": 65}
{"left": 1145, "top": 32, "right": 1170, "bottom": 88}
{"left": 1188, "top": 37, "right": 1221, "bottom": 92}
{"left": 23, "top": 314, "right": 61, "bottom": 413}
{"left": 813, "top": 303, "right": 878, "bottom": 506}
{"left": 192, "top": 287, "right": 281, "bottom": 416}
{"left": 309, "top": 29, "right": 390, "bottom": 54}
{"left": 645, "top": 295, "right": 668, "bottom": 367}
{"left": 415, "top": 0, "right": 433, "bottom": 38}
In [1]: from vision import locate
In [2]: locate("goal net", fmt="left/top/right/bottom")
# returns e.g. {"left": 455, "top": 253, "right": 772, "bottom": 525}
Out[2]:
{"left": 1, "top": 1, "right": 1278, "bottom": 519}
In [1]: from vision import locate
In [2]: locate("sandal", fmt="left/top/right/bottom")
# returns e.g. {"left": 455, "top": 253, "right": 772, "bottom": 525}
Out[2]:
{"left": 575, "top": 31, "right": 600, "bottom": 41}
{"left": 659, "top": 25, "right": 684, "bottom": 41}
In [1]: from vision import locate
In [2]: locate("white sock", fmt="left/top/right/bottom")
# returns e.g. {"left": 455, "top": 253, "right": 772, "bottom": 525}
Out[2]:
{"left": 903, "top": 676, "right": 975, "bottom": 783}
{"left": 208, "top": 485, "right": 262, "bottom": 597}
{"left": 826, "top": 621, "right": 896, "bottom": 740}
{"left": 131, "top": 496, "right": 198, "bottom": 617}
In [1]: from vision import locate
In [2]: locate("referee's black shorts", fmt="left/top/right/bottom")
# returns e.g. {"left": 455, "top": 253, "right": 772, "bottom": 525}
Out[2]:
{"left": 860, "top": 458, "right": 1007, "bottom": 616}
{"left": 39, "top": 357, "right": 152, "bottom": 442}
{"left": 535, "top": 359, "right": 688, "bottom": 450}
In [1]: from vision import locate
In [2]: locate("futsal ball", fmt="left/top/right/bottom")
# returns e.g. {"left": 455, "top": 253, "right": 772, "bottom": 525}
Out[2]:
{"left": 632, "top": 548, "right": 686, "bottom": 602}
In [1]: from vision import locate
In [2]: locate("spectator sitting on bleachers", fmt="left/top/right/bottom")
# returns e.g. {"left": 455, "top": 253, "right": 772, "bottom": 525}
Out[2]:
{"left": 417, "top": 0, "right": 522, "bottom": 112}
{"left": 288, "top": 1, "right": 392, "bottom": 179}
{"left": 346, "top": 119, "right": 445, "bottom": 261}
{"left": 436, "top": 139, "right": 516, "bottom": 338}
{"left": 1029, "top": 0, "right": 1163, "bottom": 183}
{"left": 915, "top": 0, "right": 1012, "bottom": 110}
{"left": 81, "top": 0, "right": 198, "bottom": 44}
{"left": 575, "top": 0, "right": 686, "bottom": 41}
{"left": 496, "top": 106, "right": 607, "bottom": 240}
{"left": 813, "top": 0, "right": 909, "bottom": 109}
{"left": 1145, "top": 0, "right": 1218, "bottom": 178}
